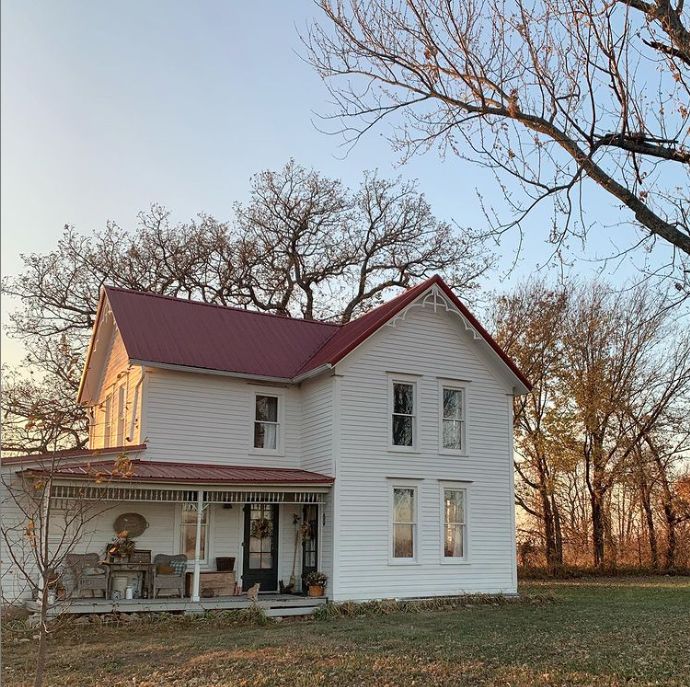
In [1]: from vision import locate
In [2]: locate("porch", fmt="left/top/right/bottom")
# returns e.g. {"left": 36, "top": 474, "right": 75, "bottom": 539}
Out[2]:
{"left": 17, "top": 459, "right": 333, "bottom": 610}
{"left": 28, "top": 593, "right": 328, "bottom": 618}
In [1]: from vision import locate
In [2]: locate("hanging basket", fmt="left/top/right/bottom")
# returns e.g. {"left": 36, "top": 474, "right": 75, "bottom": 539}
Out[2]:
{"left": 250, "top": 518, "right": 273, "bottom": 540}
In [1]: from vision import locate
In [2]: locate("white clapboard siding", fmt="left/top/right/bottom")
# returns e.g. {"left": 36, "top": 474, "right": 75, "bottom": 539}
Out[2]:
{"left": 299, "top": 374, "right": 335, "bottom": 586}
{"left": 90, "top": 327, "right": 144, "bottom": 450}
{"left": 330, "top": 300, "right": 516, "bottom": 600}
{"left": 143, "top": 369, "right": 303, "bottom": 467}
{"left": 300, "top": 375, "right": 335, "bottom": 476}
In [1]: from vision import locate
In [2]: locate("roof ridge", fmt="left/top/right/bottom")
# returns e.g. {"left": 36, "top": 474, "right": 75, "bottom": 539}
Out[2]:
{"left": 104, "top": 286, "right": 341, "bottom": 328}
{"left": 293, "top": 277, "right": 439, "bottom": 376}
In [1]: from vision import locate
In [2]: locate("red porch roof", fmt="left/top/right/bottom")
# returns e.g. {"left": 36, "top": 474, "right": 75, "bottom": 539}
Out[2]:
{"left": 23, "top": 459, "right": 334, "bottom": 486}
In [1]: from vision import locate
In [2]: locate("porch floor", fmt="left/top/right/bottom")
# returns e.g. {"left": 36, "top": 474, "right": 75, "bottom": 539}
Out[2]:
{"left": 29, "top": 594, "right": 328, "bottom": 618}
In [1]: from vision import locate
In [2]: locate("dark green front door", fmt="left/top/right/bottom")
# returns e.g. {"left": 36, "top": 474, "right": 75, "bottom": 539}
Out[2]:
{"left": 242, "top": 504, "right": 279, "bottom": 592}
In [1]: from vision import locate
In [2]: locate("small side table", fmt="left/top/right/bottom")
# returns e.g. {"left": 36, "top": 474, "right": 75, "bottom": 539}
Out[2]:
{"left": 103, "top": 561, "right": 156, "bottom": 599}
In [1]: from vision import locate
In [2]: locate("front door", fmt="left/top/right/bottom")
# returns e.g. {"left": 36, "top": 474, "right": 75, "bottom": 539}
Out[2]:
{"left": 242, "top": 504, "right": 279, "bottom": 591}
{"left": 301, "top": 504, "right": 319, "bottom": 582}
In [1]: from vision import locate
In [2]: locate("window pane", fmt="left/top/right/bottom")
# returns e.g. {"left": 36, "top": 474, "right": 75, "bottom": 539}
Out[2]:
{"left": 249, "top": 552, "right": 261, "bottom": 568}
{"left": 259, "top": 552, "right": 273, "bottom": 569}
{"left": 256, "top": 395, "right": 278, "bottom": 422}
{"left": 443, "top": 419, "right": 463, "bottom": 450}
{"left": 444, "top": 489, "right": 465, "bottom": 524}
{"left": 443, "top": 388, "right": 462, "bottom": 420}
{"left": 392, "top": 415, "right": 413, "bottom": 446}
{"left": 393, "top": 383, "right": 414, "bottom": 415}
{"left": 393, "top": 524, "right": 414, "bottom": 558}
{"left": 444, "top": 524, "right": 464, "bottom": 558}
{"left": 393, "top": 488, "right": 415, "bottom": 522}
{"left": 181, "top": 507, "right": 207, "bottom": 560}
{"left": 254, "top": 421, "right": 277, "bottom": 449}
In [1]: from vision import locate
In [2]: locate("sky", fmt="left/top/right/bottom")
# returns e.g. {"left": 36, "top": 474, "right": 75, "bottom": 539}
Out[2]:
{"left": 0, "top": 1, "right": 670, "bottom": 366}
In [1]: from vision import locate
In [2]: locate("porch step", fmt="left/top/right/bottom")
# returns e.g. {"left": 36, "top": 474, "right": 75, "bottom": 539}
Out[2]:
{"left": 28, "top": 594, "right": 327, "bottom": 618}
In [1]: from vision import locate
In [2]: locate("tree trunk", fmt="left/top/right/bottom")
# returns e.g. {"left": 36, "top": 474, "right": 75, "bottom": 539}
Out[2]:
{"left": 34, "top": 586, "right": 49, "bottom": 687}
{"left": 591, "top": 492, "right": 606, "bottom": 568}
{"left": 663, "top": 503, "right": 678, "bottom": 571}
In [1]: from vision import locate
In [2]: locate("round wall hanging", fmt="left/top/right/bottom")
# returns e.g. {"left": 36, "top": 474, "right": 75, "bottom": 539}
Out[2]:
{"left": 113, "top": 512, "right": 148, "bottom": 538}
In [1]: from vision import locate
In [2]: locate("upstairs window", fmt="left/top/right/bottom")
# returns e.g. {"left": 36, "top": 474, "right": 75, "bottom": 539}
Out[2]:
{"left": 440, "top": 384, "right": 465, "bottom": 452}
{"left": 391, "top": 381, "right": 415, "bottom": 448}
{"left": 254, "top": 394, "right": 279, "bottom": 450}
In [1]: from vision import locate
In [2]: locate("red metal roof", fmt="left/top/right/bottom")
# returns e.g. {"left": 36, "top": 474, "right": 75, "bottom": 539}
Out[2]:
{"left": 102, "top": 275, "right": 531, "bottom": 389}
{"left": 105, "top": 287, "right": 338, "bottom": 379}
{"left": 2, "top": 444, "right": 147, "bottom": 467}
{"left": 24, "top": 459, "right": 334, "bottom": 485}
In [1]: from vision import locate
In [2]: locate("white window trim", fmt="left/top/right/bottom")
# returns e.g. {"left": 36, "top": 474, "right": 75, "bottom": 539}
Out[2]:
{"left": 249, "top": 388, "right": 286, "bottom": 456}
{"left": 439, "top": 482, "right": 470, "bottom": 564}
{"left": 177, "top": 503, "right": 212, "bottom": 568}
{"left": 116, "top": 384, "right": 127, "bottom": 446}
{"left": 388, "top": 375, "right": 418, "bottom": 453}
{"left": 438, "top": 380, "right": 468, "bottom": 456}
{"left": 389, "top": 481, "right": 420, "bottom": 565}
{"left": 103, "top": 390, "right": 114, "bottom": 448}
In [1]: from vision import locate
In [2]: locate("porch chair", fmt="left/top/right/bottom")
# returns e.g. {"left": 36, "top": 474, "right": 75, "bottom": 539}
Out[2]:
{"left": 64, "top": 553, "right": 109, "bottom": 598}
{"left": 152, "top": 554, "right": 187, "bottom": 598}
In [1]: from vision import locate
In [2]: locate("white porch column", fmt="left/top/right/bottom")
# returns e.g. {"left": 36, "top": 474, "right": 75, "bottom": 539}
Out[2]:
{"left": 191, "top": 489, "right": 204, "bottom": 602}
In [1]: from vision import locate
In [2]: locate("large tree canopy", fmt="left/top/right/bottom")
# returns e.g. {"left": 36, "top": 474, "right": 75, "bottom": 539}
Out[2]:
{"left": 1, "top": 160, "right": 491, "bottom": 453}
{"left": 307, "top": 0, "right": 690, "bottom": 289}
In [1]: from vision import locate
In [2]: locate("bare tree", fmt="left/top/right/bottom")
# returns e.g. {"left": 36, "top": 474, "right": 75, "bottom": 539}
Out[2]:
{"left": 1, "top": 452, "right": 133, "bottom": 687}
{"left": 493, "top": 280, "right": 573, "bottom": 572}
{"left": 495, "top": 278, "right": 690, "bottom": 570}
{"left": 562, "top": 283, "right": 690, "bottom": 567}
{"left": 2, "top": 161, "right": 492, "bottom": 452}
{"left": 307, "top": 0, "right": 690, "bottom": 289}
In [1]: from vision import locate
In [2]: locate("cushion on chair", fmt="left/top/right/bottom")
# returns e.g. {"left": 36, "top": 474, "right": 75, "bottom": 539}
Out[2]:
{"left": 156, "top": 564, "right": 175, "bottom": 575}
{"left": 170, "top": 559, "right": 187, "bottom": 576}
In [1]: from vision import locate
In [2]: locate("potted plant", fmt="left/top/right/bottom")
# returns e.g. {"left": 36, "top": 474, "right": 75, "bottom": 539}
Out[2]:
{"left": 106, "top": 530, "right": 136, "bottom": 562}
{"left": 303, "top": 571, "right": 328, "bottom": 597}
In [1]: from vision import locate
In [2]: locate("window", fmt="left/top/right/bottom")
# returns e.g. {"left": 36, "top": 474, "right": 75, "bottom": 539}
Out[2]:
{"left": 442, "top": 487, "right": 467, "bottom": 560}
{"left": 180, "top": 504, "right": 209, "bottom": 562}
{"left": 116, "top": 385, "right": 126, "bottom": 446}
{"left": 392, "top": 486, "right": 417, "bottom": 560}
{"left": 103, "top": 393, "right": 113, "bottom": 447}
{"left": 440, "top": 384, "right": 465, "bottom": 453}
{"left": 254, "top": 394, "right": 279, "bottom": 450}
{"left": 391, "top": 381, "right": 415, "bottom": 447}
{"left": 248, "top": 504, "right": 275, "bottom": 569}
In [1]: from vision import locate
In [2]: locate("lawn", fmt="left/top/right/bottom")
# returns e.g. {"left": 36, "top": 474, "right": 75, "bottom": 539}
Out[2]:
{"left": 3, "top": 578, "right": 689, "bottom": 687}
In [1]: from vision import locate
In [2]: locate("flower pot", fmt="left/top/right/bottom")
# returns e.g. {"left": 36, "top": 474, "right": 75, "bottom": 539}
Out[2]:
{"left": 308, "top": 585, "right": 324, "bottom": 598}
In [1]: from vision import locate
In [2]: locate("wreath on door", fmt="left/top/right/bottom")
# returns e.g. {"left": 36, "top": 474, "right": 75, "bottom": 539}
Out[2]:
{"left": 250, "top": 517, "right": 273, "bottom": 540}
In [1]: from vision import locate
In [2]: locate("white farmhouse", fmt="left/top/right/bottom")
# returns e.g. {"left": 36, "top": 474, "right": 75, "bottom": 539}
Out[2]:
{"left": 1, "top": 275, "right": 530, "bottom": 612}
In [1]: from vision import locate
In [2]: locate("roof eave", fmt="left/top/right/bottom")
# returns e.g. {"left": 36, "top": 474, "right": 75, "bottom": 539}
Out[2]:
{"left": 77, "top": 288, "right": 108, "bottom": 405}
{"left": 130, "top": 359, "right": 295, "bottom": 385}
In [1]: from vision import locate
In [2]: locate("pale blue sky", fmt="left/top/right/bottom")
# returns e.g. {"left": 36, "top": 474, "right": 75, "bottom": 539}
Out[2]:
{"left": 1, "top": 1, "right": 665, "bottom": 364}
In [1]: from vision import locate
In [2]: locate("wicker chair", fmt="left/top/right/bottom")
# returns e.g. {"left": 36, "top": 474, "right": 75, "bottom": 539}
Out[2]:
{"left": 152, "top": 554, "right": 187, "bottom": 598}
{"left": 64, "top": 553, "right": 109, "bottom": 598}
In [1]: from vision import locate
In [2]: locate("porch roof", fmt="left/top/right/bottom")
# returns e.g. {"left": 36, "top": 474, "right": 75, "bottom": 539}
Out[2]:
{"left": 22, "top": 458, "right": 334, "bottom": 487}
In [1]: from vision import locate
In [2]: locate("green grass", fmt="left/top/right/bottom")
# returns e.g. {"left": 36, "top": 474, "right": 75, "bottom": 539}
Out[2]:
{"left": 3, "top": 578, "right": 689, "bottom": 686}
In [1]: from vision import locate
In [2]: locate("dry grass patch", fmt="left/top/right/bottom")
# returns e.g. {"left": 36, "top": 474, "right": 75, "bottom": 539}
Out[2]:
{"left": 3, "top": 578, "right": 689, "bottom": 686}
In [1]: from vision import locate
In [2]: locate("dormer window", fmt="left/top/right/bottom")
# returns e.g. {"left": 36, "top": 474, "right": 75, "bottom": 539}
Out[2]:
{"left": 254, "top": 394, "right": 279, "bottom": 450}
